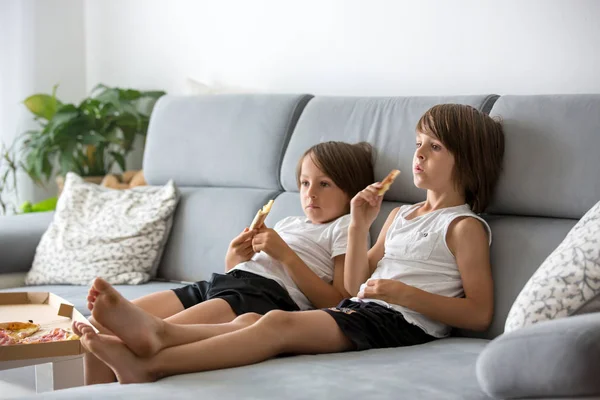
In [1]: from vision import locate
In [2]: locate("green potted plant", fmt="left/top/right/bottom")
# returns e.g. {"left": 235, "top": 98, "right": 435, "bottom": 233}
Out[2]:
{"left": 0, "top": 140, "right": 19, "bottom": 215}
{"left": 20, "top": 84, "right": 165, "bottom": 192}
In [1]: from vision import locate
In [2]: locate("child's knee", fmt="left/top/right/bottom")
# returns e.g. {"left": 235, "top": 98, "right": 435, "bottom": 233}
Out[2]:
{"left": 234, "top": 312, "right": 261, "bottom": 326}
{"left": 259, "top": 310, "right": 295, "bottom": 331}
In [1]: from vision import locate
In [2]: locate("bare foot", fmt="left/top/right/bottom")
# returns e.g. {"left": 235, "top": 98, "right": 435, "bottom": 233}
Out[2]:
{"left": 72, "top": 321, "right": 84, "bottom": 336}
{"left": 81, "top": 331, "right": 156, "bottom": 384}
{"left": 88, "top": 277, "right": 165, "bottom": 357}
{"left": 72, "top": 321, "right": 96, "bottom": 337}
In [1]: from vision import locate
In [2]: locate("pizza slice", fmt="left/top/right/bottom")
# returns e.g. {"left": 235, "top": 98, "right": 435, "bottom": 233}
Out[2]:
{"left": 20, "top": 328, "right": 80, "bottom": 344}
{"left": 0, "top": 321, "right": 41, "bottom": 343}
{"left": 249, "top": 199, "right": 274, "bottom": 230}
{"left": 377, "top": 169, "right": 401, "bottom": 195}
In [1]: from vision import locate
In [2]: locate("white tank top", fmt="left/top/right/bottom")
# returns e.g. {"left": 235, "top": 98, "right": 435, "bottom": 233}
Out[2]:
{"left": 354, "top": 203, "right": 491, "bottom": 338}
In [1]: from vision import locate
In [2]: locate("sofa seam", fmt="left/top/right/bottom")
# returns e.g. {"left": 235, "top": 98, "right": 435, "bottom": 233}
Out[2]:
{"left": 275, "top": 94, "right": 314, "bottom": 191}
{"left": 480, "top": 94, "right": 500, "bottom": 115}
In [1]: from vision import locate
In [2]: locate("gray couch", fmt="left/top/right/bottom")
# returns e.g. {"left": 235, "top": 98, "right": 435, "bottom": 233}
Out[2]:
{"left": 1, "top": 93, "right": 599, "bottom": 400}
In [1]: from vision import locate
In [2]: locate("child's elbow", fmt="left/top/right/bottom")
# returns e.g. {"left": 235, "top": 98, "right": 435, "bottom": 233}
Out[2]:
{"left": 473, "top": 309, "right": 493, "bottom": 332}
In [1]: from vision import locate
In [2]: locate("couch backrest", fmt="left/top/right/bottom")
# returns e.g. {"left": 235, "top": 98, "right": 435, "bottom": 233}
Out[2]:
{"left": 146, "top": 93, "right": 600, "bottom": 340}
{"left": 459, "top": 94, "right": 600, "bottom": 339}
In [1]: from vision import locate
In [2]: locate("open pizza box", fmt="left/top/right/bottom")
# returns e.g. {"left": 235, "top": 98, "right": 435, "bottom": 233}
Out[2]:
{"left": 0, "top": 292, "right": 93, "bottom": 362}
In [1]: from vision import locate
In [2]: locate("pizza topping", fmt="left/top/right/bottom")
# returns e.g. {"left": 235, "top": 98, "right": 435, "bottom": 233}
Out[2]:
{"left": 0, "top": 324, "right": 79, "bottom": 346}
{"left": 0, "top": 331, "right": 16, "bottom": 346}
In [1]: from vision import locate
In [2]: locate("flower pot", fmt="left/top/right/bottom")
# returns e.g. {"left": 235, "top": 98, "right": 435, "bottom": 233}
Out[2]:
{"left": 56, "top": 175, "right": 104, "bottom": 197}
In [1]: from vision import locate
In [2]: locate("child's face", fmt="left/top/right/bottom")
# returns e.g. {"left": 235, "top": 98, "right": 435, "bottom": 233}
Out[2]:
{"left": 413, "top": 131, "right": 457, "bottom": 192}
{"left": 299, "top": 155, "right": 350, "bottom": 224}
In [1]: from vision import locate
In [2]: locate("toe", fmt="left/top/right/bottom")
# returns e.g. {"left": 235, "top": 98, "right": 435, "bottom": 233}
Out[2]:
{"left": 80, "top": 324, "right": 95, "bottom": 336}
{"left": 72, "top": 321, "right": 81, "bottom": 336}
{"left": 93, "top": 277, "right": 110, "bottom": 292}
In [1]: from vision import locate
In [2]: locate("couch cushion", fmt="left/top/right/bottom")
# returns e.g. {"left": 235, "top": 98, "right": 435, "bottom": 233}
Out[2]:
{"left": 0, "top": 282, "right": 185, "bottom": 318}
{"left": 157, "top": 187, "right": 281, "bottom": 282}
{"left": 144, "top": 94, "right": 312, "bottom": 189}
{"left": 488, "top": 94, "right": 600, "bottom": 219}
{"left": 24, "top": 338, "right": 492, "bottom": 400}
{"left": 280, "top": 95, "right": 499, "bottom": 204}
{"left": 477, "top": 312, "right": 600, "bottom": 399}
{"left": 25, "top": 173, "right": 179, "bottom": 286}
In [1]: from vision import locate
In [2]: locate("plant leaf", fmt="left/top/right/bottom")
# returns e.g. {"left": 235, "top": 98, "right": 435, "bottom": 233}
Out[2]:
{"left": 23, "top": 94, "right": 61, "bottom": 121}
{"left": 117, "top": 88, "right": 141, "bottom": 101}
{"left": 90, "top": 83, "right": 109, "bottom": 95}
{"left": 109, "top": 151, "right": 126, "bottom": 172}
{"left": 59, "top": 151, "right": 75, "bottom": 176}
{"left": 140, "top": 90, "right": 166, "bottom": 98}
{"left": 93, "top": 87, "right": 121, "bottom": 110}
{"left": 80, "top": 132, "right": 107, "bottom": 145}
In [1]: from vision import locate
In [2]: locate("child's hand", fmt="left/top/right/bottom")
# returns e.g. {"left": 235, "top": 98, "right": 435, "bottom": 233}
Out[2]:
{"left": 350, "top": 182, "right": 384, "bottom": 230}
{"left": 358, "top": 279, "right": 409, "bottom": 305}
{"left": 252, "top": 226, "right": 295, "bottom": 264}
{"left": 225, "top": 228, "right": 257, "bottom": 269}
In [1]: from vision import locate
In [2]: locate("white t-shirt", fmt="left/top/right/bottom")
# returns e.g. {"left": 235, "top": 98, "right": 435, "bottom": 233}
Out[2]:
{"left": 353, "top": 203, "right": 491, "bottom": 338}
{"left": 230, "top": 214, "right": 351, "bottom": 310}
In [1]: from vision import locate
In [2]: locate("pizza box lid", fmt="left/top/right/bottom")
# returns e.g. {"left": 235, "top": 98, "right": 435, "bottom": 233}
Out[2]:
{"left": 0, "top": 292, "right": 90, "bottom": 362}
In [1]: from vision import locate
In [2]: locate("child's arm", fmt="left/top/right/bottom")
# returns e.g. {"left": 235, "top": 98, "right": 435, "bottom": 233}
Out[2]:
{"left": 345, "top": 207, "right": 399, "bottom": 296}
{"left": 359, "top": 217, "right": 494, "bottom": 331}
{"left": 252, "top": 227, "right": 348, "bottom": 308}
{"left": 344, "top": 182, "right": 397, "bottom": 296}
{"left": 283, "top": 253, "right": 350, "bottom": 307}
{"left": 224, "top": 228, "right": 256, "bottom": 272}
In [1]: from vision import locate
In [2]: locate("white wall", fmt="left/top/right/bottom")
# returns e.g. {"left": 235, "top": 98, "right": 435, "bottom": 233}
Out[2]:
{"left": 84, "top": 0, "right": 600, "bottom": 96}
{"left": 0, "top": 0, "right": 86, "bottom": 207}
{"left": 2, "top": 0, "right": 599, "bottom": 205}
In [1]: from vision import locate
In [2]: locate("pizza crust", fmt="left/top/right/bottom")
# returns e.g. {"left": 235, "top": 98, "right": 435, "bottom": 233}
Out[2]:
{"left": 377, "top": 170, "right": 401, "bottom": 195}
{"left": 249, "top": 200, "right": 274, "bottom": 230}
{"left": 0, "top": 321, "right": 41, "bottom": 341}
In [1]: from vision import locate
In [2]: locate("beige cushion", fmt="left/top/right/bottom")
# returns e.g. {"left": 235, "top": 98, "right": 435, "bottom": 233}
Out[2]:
{"left": 25, "top": 173, "right": 179, "bottom": 285}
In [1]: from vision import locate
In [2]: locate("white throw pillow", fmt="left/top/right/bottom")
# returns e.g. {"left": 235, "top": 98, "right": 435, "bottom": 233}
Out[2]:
{"left": 25, "top": 173, "right": 179, "bottom": 285}
{"left": 185, "top": 77, "right": 259, "bottom": 95}
{"left": 505, "top": 200, "right": 600, "bottom": 332}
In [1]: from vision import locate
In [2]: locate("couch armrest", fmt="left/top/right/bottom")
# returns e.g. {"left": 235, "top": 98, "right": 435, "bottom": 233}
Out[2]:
{"left": 476, "top": 313, "right": 600, "bottom": 399}
{"left": 0, "top": 212, "right": 53, "bottom": 274}
{"left": 0, "top": 273, "right": 26, "bottom": 289}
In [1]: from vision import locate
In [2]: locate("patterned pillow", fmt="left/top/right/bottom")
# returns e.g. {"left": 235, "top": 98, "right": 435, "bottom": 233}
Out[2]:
{"left": 25, "top": 173, "right": 179, "bottom": 285}
{"left": 505, "top": 200, "right": 600, "bottom": 332}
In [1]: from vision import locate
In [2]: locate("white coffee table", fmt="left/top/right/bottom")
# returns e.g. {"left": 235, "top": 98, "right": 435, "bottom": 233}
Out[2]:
{"left": 0, "top": 354, "right": 84, "bottom": 393}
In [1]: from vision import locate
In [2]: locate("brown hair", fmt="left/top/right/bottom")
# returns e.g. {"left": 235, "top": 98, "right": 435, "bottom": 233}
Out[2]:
{"left": 295, "top": 141, "right": 375, "bottom": 199}
{"left": 416, "top": 104, "right": 504, "bottom": 213}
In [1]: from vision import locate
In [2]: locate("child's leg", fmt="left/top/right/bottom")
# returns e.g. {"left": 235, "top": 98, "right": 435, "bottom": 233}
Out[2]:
{"left": 81, "top": 309, "right": 353, "bottom": 384}
{"left": 82, "top": 289, "right": 184, "bottom": 385}
{"left": 74, "top": 312, "right": 262, "bottom": 354}
{"left": 83, "top": 281, "right": 238, "bottom": 385}
{"left": 86, "top": 278, "right": 241, "bottom": 356}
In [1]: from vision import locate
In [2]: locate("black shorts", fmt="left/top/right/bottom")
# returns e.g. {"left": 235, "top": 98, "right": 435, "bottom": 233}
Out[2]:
{"left": 172, "top": 270, "right": 300, "bottom": 316}
{"left": 323, "top": 299, "right": 436, "bottom": 351}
